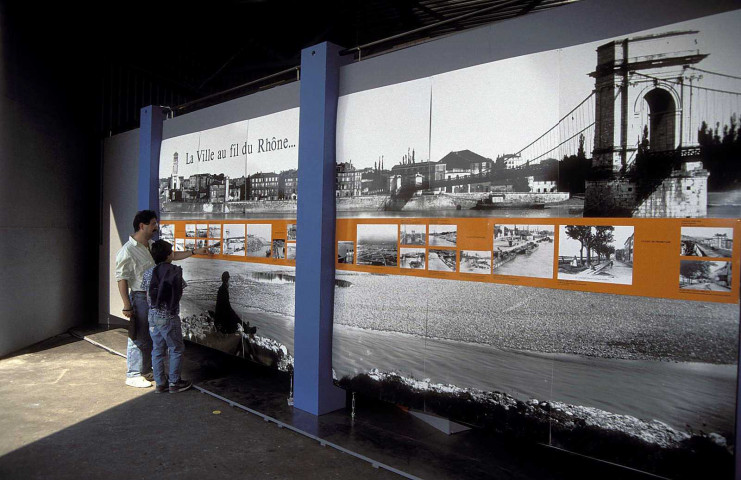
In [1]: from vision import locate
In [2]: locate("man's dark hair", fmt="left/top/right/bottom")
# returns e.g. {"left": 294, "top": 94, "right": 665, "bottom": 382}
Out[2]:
{"left": 151, "top": 240, "right": 173, "bottom": 264}
{"left": 133, "top": 210, "right": 157, "bottom": 232}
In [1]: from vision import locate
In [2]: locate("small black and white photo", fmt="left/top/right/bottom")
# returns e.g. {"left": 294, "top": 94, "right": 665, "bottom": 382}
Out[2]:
{"left": 208, "top": 224, "right": 222, "bottom": 239}
{"left": 338, "top": 241, "right": 354, "bottom": 264}
{"left": 223, "top": 224, "right": 245, "bottom": 255}
{"left": 680, "top": 260, "right": 732, "bottom": 292}
{"left": 287, "top": 224, "right": 297, "bottom": 241}
{"left": 196, "top": 224, "right": 208, "bottom": 238}
{"left": 557, "top": 225, "right": 634, "bottom": 285}
{"left": 429, "top": 224, "right": 457, "bottom": 247}
{"left": 159, "top": 224, "right": 174, "bottom": 241}
{"left": 400, "top": 248, "right": 426, "bottom": 269}
{"left": 286, "top": 242, "right": 297, "bottom": 260}
{"left": 184, "top": 238, "right": 196, "bottom": 250}
{"left": 185, "top": 224, "right": 196, "bottom": 238}
{"left": 174, "top": 239, "right": 185, "bottom": 252}
{"left": 207, "top": 240, "right": 221, "bottom": 255}
{"left": 493, "top": 224, "right": 555, "bottom": 278}
{"left": 357, "top": 224, "right": 398, "bottom": 267}
{"left": 680, "top": 227, "right": 733, "bottom": 258}
{"left": 247, "top": 224, "right": 272, "bottom": 257}
{"left": 460, "top": 250, "right": 491, "bottom": 274}
{"left": 428, "top": 249, "right": 456, "bottom": 272}
{"left": 272, "top": 239, "right": 285, "bottom": 259}
{"left": 196, "top": 239, "right": 206, "bottom": 249}
{"left": 400, "top": 224, "right": 426, "bottom": 245}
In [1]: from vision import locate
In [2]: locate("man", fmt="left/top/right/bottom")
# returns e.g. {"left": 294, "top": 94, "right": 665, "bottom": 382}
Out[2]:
{"left": 115, "top": 210, "right": 207, "bottom": 388}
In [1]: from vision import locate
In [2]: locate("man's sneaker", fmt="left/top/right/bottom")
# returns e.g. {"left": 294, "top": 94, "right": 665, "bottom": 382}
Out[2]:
{"left": 154, "top": 384, "right": 169, "bottom": 394}
{"left": 169, "top": 379, "right": 192, "bottom": 393}
{"left": 125, "top": 376, "right": 152, "bottom": 388}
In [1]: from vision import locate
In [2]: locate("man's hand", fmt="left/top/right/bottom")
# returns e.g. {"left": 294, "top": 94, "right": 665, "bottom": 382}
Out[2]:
{"left": 117, "top": 280, "right": 133, "bottom": 319}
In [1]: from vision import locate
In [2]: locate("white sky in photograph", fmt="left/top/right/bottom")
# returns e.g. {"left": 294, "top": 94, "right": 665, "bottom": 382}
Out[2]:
{"left": 681, "top": 226, "right": 734, "bottom": 239}
{"left": 558, "top": 225, "right": 633, "bottom": 257}
{"left": 159, "top": 108, "right": 299, "bottom": 179}
{"left": 357, "top": 224, "right": 398, "bottom": 243}
{"left": 558, "top": 225, "right": 634, "bottom": 257}
{"left": 247, "top": 224, "right": 272, "bottom": 241}
{"left": 224, "top": 224, "right": 245, "bottom": 238}
{"left": 431, "top": 49, "right": 561, "bottom": 161}
{"left": 337, "top": 78, "right": 431, "bottom": 170}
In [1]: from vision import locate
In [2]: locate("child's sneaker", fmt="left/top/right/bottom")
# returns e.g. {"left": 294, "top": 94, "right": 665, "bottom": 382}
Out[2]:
{"left": 169, "top": 379, "right": 192, "bottom": 393}
{"left": 154, "top": 384, "right": 169, "bottom": 393}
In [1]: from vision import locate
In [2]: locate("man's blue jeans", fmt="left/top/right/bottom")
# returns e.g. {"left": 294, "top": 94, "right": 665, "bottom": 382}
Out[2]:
{"left": 126, "top": 292, "right": 152, "bottom": 378}
{"left": 149, "top": 314, "right": 185, "bottom": 386}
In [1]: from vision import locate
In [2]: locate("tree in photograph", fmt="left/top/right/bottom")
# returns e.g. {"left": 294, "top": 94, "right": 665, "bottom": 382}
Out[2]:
{"left": 564, "top": 225, "right": 592, "bottom": 264}
{"left": 680, "top": 262, "right": 711, "bottom": 284}
{"left": 698, "top": 115, "right": 741, "bottom": 191}
{"left": 592, "top": 226, "right": 615, "bottom": 262}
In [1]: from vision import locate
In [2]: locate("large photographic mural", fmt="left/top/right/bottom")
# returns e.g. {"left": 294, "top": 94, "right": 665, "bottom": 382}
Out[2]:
{"left": 333, "top": 10, "right": 741, "bottom": 479}
{"left": 153, "top": 9, "right": 741, "bottom": 479}
{"left": 158, "top": 108, "right": 299, "bottom": 372}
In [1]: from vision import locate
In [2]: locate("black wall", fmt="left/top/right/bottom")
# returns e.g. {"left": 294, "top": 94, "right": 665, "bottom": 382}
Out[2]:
{"left": 0, "top": 2, "right": 101, "bottom": 355}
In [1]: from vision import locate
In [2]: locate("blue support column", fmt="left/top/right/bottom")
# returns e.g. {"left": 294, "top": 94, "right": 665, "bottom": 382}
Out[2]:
{"left": 138, "top": 106, "right": 165, "bottom": 214}
{"left": 293, "top": 42, "right": 346, "bottom": 416}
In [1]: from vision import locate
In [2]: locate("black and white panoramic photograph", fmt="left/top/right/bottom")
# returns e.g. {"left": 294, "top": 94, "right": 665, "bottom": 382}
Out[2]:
{"left": 400, "top": 224, "right": 426, "bottom": 245}
{"left": 185, "top": 224, "right": 196, "bottom": 238}
{"left": 158, "top": 109, "right": 299, "bottom": 221}
{"left": 680, "top": 260, "right": 732, "bottom": 292}
{"left": 460, "top": 250, "right": 491, "bottom": 274}
{"left": 196, "top": 224, "right": 208, "bottom": 237}
{"left": 429, "top": 224, "right": 457, "bottom": 246}
{"left": 428, "top": 249, "right": 456, "bottom": 272}
{"left": 557, "top": 226, "right": 634, "bottom": 285}
{"left": 177, "top": 257, "right": 296, "bottom": 385}
{"left": 207, "top": 240, "right": 221, "bottom": 255}
{"left": 185, "top": 238, "right": 196, "bottom": 250}
{"left": 334, "top": 11, "right": 741, "bottom": 220}
{"left": 681, "top": 227, "right": 734, "bottom": 257}
{"left": 175, "top": 239, "right": 185, "bottom": 251}
{"left": 400, "top": 248, "right": 425, "bottom": 270}
{"left": 286, "top": 242, "right": 296, "bottom": 260}
{"left": 272, "top": 240, "right": 285, "bottom": 259}
{"left": 159, "top": 224, "right": 174, "bottom": 241}
{"left": 208, "top": 224, "right": 222, "bottom": 239}
{"left": 493, "top": 224, "right": 555, "bottom": 278}
{"left": 223, "top": 224, "right": 245, "bottom": 256}
{"left": 357, "top": 224, "right": 398, "bottom": 267}
{"left": 337, "top": 241, "right": 354, "bottom": 264}
{"left": 247, "top": 224, "right": 272, "bottom": 257}
{"left": 287, "top": 223, "right": 297, "bottom": 241}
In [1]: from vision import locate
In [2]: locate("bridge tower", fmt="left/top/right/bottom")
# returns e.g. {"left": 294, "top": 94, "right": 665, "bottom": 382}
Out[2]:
{"left": 585, "top": 31, "right": 711, "bottom": 217}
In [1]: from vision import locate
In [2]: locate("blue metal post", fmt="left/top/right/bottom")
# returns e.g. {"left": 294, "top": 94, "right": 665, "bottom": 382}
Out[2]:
{"left": 293, "top": 42, "right": 346, "bottom": 416}
{"left": 138, "top": 106, "right": 165, "bottom": 214}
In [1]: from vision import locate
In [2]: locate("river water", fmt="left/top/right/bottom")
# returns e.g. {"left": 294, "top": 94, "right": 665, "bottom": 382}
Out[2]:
{"left": 230, "top": 307, "right": 735, "bottom": 434}
{"left": 178, "top": 257, "right": 737, "bottom": 435}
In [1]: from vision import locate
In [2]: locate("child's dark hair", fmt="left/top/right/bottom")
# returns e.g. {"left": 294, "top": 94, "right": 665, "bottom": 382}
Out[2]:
{"left": 151, "top": 239, "right": 173, "bottom": 264}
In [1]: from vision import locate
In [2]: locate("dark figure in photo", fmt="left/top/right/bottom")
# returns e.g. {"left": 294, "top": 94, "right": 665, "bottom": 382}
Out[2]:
{"left": 214, "top": 272, "right": 258, "bottom": 361}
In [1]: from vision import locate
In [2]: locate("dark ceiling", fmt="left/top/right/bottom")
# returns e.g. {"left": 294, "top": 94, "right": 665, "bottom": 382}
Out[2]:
{"left": 6, "top": 0, "right": 576, "bottom": 136}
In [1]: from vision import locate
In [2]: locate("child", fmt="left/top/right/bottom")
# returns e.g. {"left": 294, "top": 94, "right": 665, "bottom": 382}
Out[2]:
{"left": 141, "top": 239, "right": 192, "bottom": 393}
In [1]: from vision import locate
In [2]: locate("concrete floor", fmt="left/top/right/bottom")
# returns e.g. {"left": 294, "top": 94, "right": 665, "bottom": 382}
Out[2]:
{"left": 0, "top": 328, "right": 660, "bottom": 480}
{"left": 0, "top": 334, "right": 398, "bottom": 480}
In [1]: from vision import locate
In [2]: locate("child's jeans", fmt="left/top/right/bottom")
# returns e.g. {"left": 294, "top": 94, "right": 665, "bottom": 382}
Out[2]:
{"left": 149, "top": 314, "right": 185, "bottom": 386}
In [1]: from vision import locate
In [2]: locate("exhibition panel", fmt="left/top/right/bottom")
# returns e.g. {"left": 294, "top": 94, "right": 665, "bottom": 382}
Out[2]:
{"left": 332, "top": 9, "right": 741, "bottom": 478}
